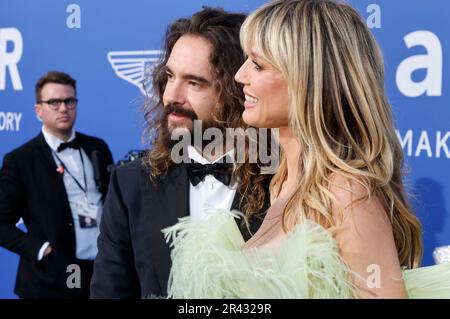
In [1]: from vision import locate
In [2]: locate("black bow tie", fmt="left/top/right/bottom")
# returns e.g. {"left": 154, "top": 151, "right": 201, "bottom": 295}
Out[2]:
{"left": 57, "top": 139, "right": 80, "bottom": 152}
{"left": 185, "top": 161, "right": 232, "bottom": 186}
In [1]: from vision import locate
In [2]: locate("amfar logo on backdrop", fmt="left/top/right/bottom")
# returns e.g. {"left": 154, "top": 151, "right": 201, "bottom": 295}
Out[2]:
{"left": 396, "top": 30, "right": 443, "bottom": 97}
{"left": 397, "top": 129, "right": 450, "bottom": 159}
{"left": 0, "top": 27, "right": 24, "bottom": 133}
{"left": 0, "top": 27, "right": 23, "bottom": 91}
{"left": 107, "top": 50, "right": 163, "bottom": 96}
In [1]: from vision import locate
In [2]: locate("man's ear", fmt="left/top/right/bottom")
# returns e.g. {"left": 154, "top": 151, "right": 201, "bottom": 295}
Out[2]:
{"left": 34, "top": 103, "right": 42, "bottom": 121}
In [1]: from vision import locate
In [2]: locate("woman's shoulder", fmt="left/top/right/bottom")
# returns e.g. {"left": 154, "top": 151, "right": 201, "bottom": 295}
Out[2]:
{"left": 327, "top": 173, "right": 388, "bottom": 225}
{"left": 327, "top": 173, "right": 371, "bottom": 208}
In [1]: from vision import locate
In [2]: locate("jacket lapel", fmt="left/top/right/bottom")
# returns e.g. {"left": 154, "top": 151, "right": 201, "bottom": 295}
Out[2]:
{"left": 37, "top": 133, "right": 59, "bottom": 172}
{"left": 36, "top": 132, "right": 74, "bottom": 233}
{"left": 144, "top": 162, "right": 269, "bottom": 294}
{"left": 143, "top": 164, "right": 189, "bottom": 294}
{"left": 75, "top": 132, "right": 110, "bottom": 199}
{"left": 36, "top": 133, "right": 68, "bottom": 198}
{"left": 76, "top": 132, "right": 92, "bottom": 160}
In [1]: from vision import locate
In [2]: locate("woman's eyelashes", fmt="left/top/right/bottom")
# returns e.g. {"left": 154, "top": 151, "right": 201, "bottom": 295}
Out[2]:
{"left": 252, "top": 60, "right": 262, "bottom": 71}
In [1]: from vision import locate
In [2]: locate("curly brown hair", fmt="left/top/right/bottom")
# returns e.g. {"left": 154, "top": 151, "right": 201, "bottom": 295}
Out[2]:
{"left": 142, "top": 7, "right": 271, "bottom": 217}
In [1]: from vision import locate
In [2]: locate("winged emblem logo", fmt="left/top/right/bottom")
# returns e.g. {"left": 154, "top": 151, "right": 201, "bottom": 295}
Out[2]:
{"left": 107, "top": 50, "right": 163, "bottom": 96}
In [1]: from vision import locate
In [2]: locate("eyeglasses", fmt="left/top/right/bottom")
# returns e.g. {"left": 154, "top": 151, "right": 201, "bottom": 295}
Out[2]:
{"left": 38, "top": 98, "right": 78, "bottom": 110}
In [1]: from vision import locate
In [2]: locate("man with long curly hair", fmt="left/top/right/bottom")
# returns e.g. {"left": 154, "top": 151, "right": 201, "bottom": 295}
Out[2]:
{"left": 91, "top": 7, "right": 272, "bottom": 298}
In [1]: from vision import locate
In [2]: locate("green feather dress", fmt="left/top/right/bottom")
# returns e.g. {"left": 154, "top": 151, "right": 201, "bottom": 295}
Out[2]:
{"left": 163, "top": 210, "right": 450, "bottom": 299}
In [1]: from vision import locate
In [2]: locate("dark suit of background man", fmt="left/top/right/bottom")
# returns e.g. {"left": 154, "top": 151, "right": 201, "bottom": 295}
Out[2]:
{"left": 0, "top": 71, "right": 113, "bottom": 299}
{"left": 91, "top": 8, "right": 272, "bottom": 298}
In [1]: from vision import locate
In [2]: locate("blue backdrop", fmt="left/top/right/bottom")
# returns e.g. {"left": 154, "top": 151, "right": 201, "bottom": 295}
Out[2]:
{"left": 0, "top": 0, "right": 449, "bottom": 298}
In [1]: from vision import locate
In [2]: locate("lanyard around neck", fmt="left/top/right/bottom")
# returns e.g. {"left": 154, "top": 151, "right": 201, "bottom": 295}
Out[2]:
{"left": 52, "top": 148, "right": 87, "bottom": 194}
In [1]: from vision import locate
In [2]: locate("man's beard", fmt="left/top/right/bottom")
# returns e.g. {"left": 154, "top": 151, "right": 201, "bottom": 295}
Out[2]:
{"left": 160, "top": 104, "right": 221, "bottom": 147}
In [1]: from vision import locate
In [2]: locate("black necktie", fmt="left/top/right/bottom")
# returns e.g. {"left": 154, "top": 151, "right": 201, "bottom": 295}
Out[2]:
{"left": 185, "top": 161, "right": 232, "bottom": 186}
{"left": 57, "top": 139, "right": 80, "bottom": 152}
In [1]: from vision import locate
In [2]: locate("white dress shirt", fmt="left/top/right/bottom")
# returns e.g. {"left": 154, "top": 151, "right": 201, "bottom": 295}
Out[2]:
{"left": 39, "top": 127, "right": 102, "bottom": 260}
{"left": 187, "top": 146, "right": 236, "bottom": 221}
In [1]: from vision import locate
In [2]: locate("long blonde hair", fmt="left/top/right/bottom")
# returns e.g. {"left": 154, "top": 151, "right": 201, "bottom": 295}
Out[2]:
{"left": 241, "top": 0, "right": 422, "bottom": 268}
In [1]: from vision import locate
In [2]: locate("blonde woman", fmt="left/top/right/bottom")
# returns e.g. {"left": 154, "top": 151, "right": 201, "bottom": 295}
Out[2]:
{"left": 164, "top": 0, "right": 450, "bottom": 298}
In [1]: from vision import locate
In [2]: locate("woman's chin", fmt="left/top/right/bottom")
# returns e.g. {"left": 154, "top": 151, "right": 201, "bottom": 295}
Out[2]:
{"left": 242, "top": 111, "right": 261, "bottom": 128}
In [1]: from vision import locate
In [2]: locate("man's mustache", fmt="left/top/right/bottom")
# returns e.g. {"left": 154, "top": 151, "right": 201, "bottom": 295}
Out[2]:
{"left": 164, "top": 104, "right": 198, "bottom": 121}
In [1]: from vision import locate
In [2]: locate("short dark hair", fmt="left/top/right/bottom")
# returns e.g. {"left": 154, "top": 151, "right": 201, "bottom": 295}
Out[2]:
{"left": 35, "top": 71, "right": 77, "bottom": 102}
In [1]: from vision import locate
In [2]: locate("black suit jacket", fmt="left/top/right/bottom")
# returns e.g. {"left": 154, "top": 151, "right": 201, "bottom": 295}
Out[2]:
{"left": 91, "top": 159, "right": 269, "bottom": 298}
{"left": 0, "top": 132, "right": 113, "bottom": 298}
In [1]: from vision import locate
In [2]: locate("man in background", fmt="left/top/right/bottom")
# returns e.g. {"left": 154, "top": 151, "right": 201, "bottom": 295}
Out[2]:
{"left": 0, "top": 71, "right": 113, "bottom": 298}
